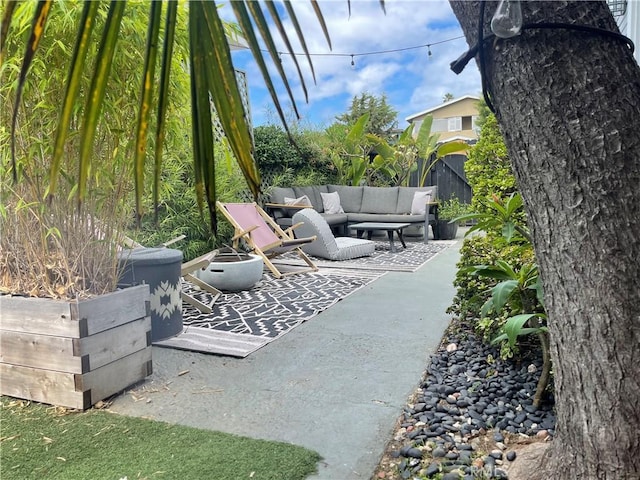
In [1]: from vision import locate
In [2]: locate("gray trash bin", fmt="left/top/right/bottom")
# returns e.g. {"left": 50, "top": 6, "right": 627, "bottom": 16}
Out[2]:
{"left": 118, "top": 247, "right": 183, "bottom": 342}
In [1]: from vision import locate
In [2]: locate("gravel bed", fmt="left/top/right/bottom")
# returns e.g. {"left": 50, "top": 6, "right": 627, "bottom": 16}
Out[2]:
{"left": 377, "top": 319, "right": 556, "bottom": 479}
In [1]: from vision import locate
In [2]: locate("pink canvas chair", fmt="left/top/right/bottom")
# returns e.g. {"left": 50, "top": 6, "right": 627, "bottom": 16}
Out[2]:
{"left": 216, "top": 202, "right": 318, "bottom": 278}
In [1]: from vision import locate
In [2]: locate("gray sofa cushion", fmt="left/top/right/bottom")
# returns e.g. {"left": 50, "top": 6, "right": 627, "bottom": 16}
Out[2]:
{"left": 347, "top": 213, "right": 425, "bottom": 223}
{"left": 360, "top": 186, "right": 399, "bottom": 214}
{"left": 327, "top": 185, "right": 364, "bottom": 213}
{"left": 270, "top": 187, "right": 296, "bottom": 204}
{"left": 396, "top": 186, "right": 438, "bottom": 214}
{"left": 320, "top": 213, "right": 349, "bottom": 226}
{"left": 294, "top": 186, "right": 328, "bottom": 212}
{"left": 292, "top": 209, "right": 375, "bottom": 261}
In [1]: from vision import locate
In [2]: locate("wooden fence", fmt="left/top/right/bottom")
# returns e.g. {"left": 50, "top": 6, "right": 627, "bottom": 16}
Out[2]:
{"left": 413, "top": 154, "right": 472, "bottom": 203}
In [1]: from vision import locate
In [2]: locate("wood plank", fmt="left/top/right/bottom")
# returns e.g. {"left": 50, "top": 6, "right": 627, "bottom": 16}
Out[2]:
{"left": 0, "top": 296, "right": 77, "bottom": 336}
{"left": 0, "top": 363, "right": 86, "bottom": 410}
{"left": 75, "top": 317, "right": 151, "bottom": 370}
{"left": 0, "top": 331, "right": 81, "bottom": 372}
{"left": 72, "top": 285, "right": 150, "bottom": 336}
{"left": 76, "top": 347, "right": 152, "bottom": 404}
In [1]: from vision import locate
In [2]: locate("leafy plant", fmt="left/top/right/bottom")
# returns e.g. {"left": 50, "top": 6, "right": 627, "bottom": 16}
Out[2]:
{"left": 464, "top": 113, "right": 517, "bottom": 214}
{"left": 4, "top": 0, "right": 332, "bottom": 232}
{"left": 438, "top": 196, "right": 472, "bottom": 222}
{"left": 254, "top": 123, "right": 335, "bottom": 185}
{"left": 457, "top": 193, "right": 550, "bottom": 407}
{"left": 413, "top": 115, "right": 469, "bottom": 187}
{"left": 455, "top": 192, "right": 530, "bottom": 242}
{"left": 327, "top": 113, "right": 372, "bottom": 186}
{"left": 323, "top": 108, "right": 468, "bottom": 188}
{"left": 469, "top": 259, "right": 550, "bottom": 407}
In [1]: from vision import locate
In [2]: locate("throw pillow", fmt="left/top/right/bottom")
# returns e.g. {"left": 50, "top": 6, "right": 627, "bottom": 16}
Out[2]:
{"left": 283, "top": 195, "right": 312, "bottom": 206}
{"left": 410, "top": 191, "right": 432, "bottom": 215}
{"left": 320, "top": 191, "right": 345, "bottom": 214}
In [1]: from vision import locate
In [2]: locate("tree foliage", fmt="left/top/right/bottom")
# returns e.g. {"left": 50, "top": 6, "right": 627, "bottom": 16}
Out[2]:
{"left": 334, "top": 92, "right": 398, "bottom": 139}
{"left": 464, "top": 114, "right": 516, "bottom": 213}
{"left": 253, "top": 124, "right": 335, "bottom": 186}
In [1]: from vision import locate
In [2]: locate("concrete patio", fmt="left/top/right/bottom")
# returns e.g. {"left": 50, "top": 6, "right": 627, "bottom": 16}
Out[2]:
{"left": 108, "top": 233, "right": 463, "bottom": 479}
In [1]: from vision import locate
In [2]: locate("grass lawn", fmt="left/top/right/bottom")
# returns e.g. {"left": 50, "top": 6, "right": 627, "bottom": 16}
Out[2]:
{"left": 0, "top": 396, "right": 321, "bottom": 480}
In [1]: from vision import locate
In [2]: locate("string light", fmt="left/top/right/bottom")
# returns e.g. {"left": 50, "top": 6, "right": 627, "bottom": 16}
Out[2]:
{"left": 350, "top": 54, "right": 355, "bottom": 69}
{"left": 246, "top": 34, "right": 465, "bottom": 63}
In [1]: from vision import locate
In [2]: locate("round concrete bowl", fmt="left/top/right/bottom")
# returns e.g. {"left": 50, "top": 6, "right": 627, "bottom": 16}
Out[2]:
{"left": 195, "top": 253, "right": 264, "bottom": 291}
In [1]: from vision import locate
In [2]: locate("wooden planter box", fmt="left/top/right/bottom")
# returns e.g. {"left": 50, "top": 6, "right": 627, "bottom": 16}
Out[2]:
{"left": 0, "top": 285, "right": 152, "bottom": 410}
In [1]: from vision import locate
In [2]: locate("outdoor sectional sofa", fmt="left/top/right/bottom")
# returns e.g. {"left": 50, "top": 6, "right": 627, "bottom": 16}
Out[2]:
{"left": 266, "top": 185, "right": 439, "bottom": 242}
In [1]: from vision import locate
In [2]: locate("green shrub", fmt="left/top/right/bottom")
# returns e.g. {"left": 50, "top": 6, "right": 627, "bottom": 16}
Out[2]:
{"left": 254, "top": 124, "right": 335, "bottom": 184}
{"left": 438, "top": 196, "right": 472, "bottom": 222}
{"left": 464, "top": 115, "right": 517, "bottom": 214}
{"left": 450, "top": 235, "right": 536, "bottom": 345}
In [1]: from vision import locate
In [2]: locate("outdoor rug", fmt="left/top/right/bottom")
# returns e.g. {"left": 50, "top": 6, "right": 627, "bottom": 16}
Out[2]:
{"left": 154, "top": 268, "right": 385, "bottom": 357}
{"left": 273, "top": 240, "right": 456, "bottom": 273}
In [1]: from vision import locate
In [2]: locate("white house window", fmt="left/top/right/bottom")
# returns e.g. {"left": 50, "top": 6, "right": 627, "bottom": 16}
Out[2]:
{"left": 432, "top": 118, "right": 448, "bottom": 132}
{"left": 448, "top": 117, "right": 462, "bottom": 132}
{"left": 608, "top": 0, "right": 627, "bottom": 17}
{"left": 472, "top": 115, "right": 481, "bottom": 134}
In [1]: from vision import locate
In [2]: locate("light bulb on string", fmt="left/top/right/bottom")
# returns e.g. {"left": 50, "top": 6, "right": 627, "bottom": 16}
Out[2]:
{"left": 427, "top": 45, "right": 432, "bottom": 59}
{"left": 491, "top": 0, "right": 523, "bottom": 38}
{"left": 350, "top": 54, "right": 355, "bottom": 69}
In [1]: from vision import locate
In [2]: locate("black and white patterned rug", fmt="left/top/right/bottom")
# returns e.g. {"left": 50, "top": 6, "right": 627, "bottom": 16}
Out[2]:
{"left": 274, "top": 240, "right": 455, "bottom": 272}
{"left": 154, "top": 269, "right": 384, "bottom": 357}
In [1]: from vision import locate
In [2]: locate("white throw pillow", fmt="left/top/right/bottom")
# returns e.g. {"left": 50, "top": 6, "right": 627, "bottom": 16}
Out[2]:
{"left": 320, "top": 191, "right": 345, "bottom": 214}
{"left": 283, "top": 195, "right": 311, "bottom": 206}
{"left": 410, "top": 191, "right": 432, "bottom": 215}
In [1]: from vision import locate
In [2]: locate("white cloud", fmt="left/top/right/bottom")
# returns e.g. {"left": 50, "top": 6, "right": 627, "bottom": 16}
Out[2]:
{"left": 224, "top": 1, "right": 481, "bottom": 128}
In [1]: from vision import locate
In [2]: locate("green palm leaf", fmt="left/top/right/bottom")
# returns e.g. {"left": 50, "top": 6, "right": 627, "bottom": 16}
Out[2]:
{"left": 77, "top": 0, "right": 125, "bottom": 205}
{"left": 231, "top": 1, "right": 294, "bottom": 128}
{"left": 309, "top": 0, "right": 333, "bottom": 47}
{"left": 153, "top": 0, "right": 178, "bottom": 223}
{"left": 263, "top": 1, "right": 310, "bottom": 99}
{"left": 0, "top": 0, "right": 18, "bottom": 66}
{"left": 133, "top": 0, "right": 163, "bottom": 225}
{"left": 10, "top": 0, "right": 52, "bottom": 182}
{"left": 48, "top": 1, "right": 99, "bottom": 201}
{"left": 197, "top": 1, "right": 260, "bottom": 203}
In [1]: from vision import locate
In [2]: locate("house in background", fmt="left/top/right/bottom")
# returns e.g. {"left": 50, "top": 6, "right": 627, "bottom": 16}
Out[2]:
{"left": 404, "top": 95, "right": 481, "bottom": 204}
{"left": 405, "top": 95, "right": 480, "bottom": 144}
{"left": 608, "top": 0, "right": 640, "bottom": 64}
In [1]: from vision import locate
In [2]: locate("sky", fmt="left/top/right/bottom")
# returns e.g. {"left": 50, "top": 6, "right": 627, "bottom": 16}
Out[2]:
{"left": 220, "top": 1, "right": 482, "bottom": 130}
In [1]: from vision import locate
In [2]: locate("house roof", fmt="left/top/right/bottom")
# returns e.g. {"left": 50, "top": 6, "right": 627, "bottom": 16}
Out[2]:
{"left": 405, "top": 95, "right": 480, "bottom": 123}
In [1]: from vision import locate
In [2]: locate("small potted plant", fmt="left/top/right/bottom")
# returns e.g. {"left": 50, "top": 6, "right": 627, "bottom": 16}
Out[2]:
{"left": 434, "top": 196, "right": 471, "bottom": 240}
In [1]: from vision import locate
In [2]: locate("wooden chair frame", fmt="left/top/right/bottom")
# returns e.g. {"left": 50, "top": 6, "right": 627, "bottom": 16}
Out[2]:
{"left": 216, "top": 201, "right": 318, "bottom": 278}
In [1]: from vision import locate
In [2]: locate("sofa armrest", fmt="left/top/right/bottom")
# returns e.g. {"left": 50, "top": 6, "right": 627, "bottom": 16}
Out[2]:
{"left": 427, "top": 202, "right": 439, "bottom": 221}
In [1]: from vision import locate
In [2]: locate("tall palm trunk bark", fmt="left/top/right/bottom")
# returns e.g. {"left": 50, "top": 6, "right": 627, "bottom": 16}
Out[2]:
{"left": 450, "top": 1, "right": 640, "bottom": 478}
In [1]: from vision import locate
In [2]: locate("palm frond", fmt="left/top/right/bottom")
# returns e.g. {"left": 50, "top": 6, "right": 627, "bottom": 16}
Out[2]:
{"left": 48, "top": 1, "right": 99, "bottom": 202}
{"left": 263, "top": 1, "right": 310, "bottom": 98}
{"left": 197, "top": 1, "right": 260, "bottom": 204}
{"left": 231, "top": 1, "right": 294, "bottom": 129}
{"left": 77, "top": 0, "right": 125, "bottom": 205}
{"left": 310, "top": 0, "right": 332, "bottom": 48}
{"left": 0, "top": 0, "right": 18, "bottom": 66}
{"left": 133, "top": 0, "right": 163, "bottom": 226}
{"left": 10, "top": 0, "right": 52, "bottom": 182}
{"left": 154, "top": 0, "right": 178, "bottom": 223}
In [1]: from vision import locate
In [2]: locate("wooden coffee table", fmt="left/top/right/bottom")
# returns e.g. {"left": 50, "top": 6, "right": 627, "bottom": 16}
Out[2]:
{"left": 348, "top": 222, "right": 411, "bottom": 253}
